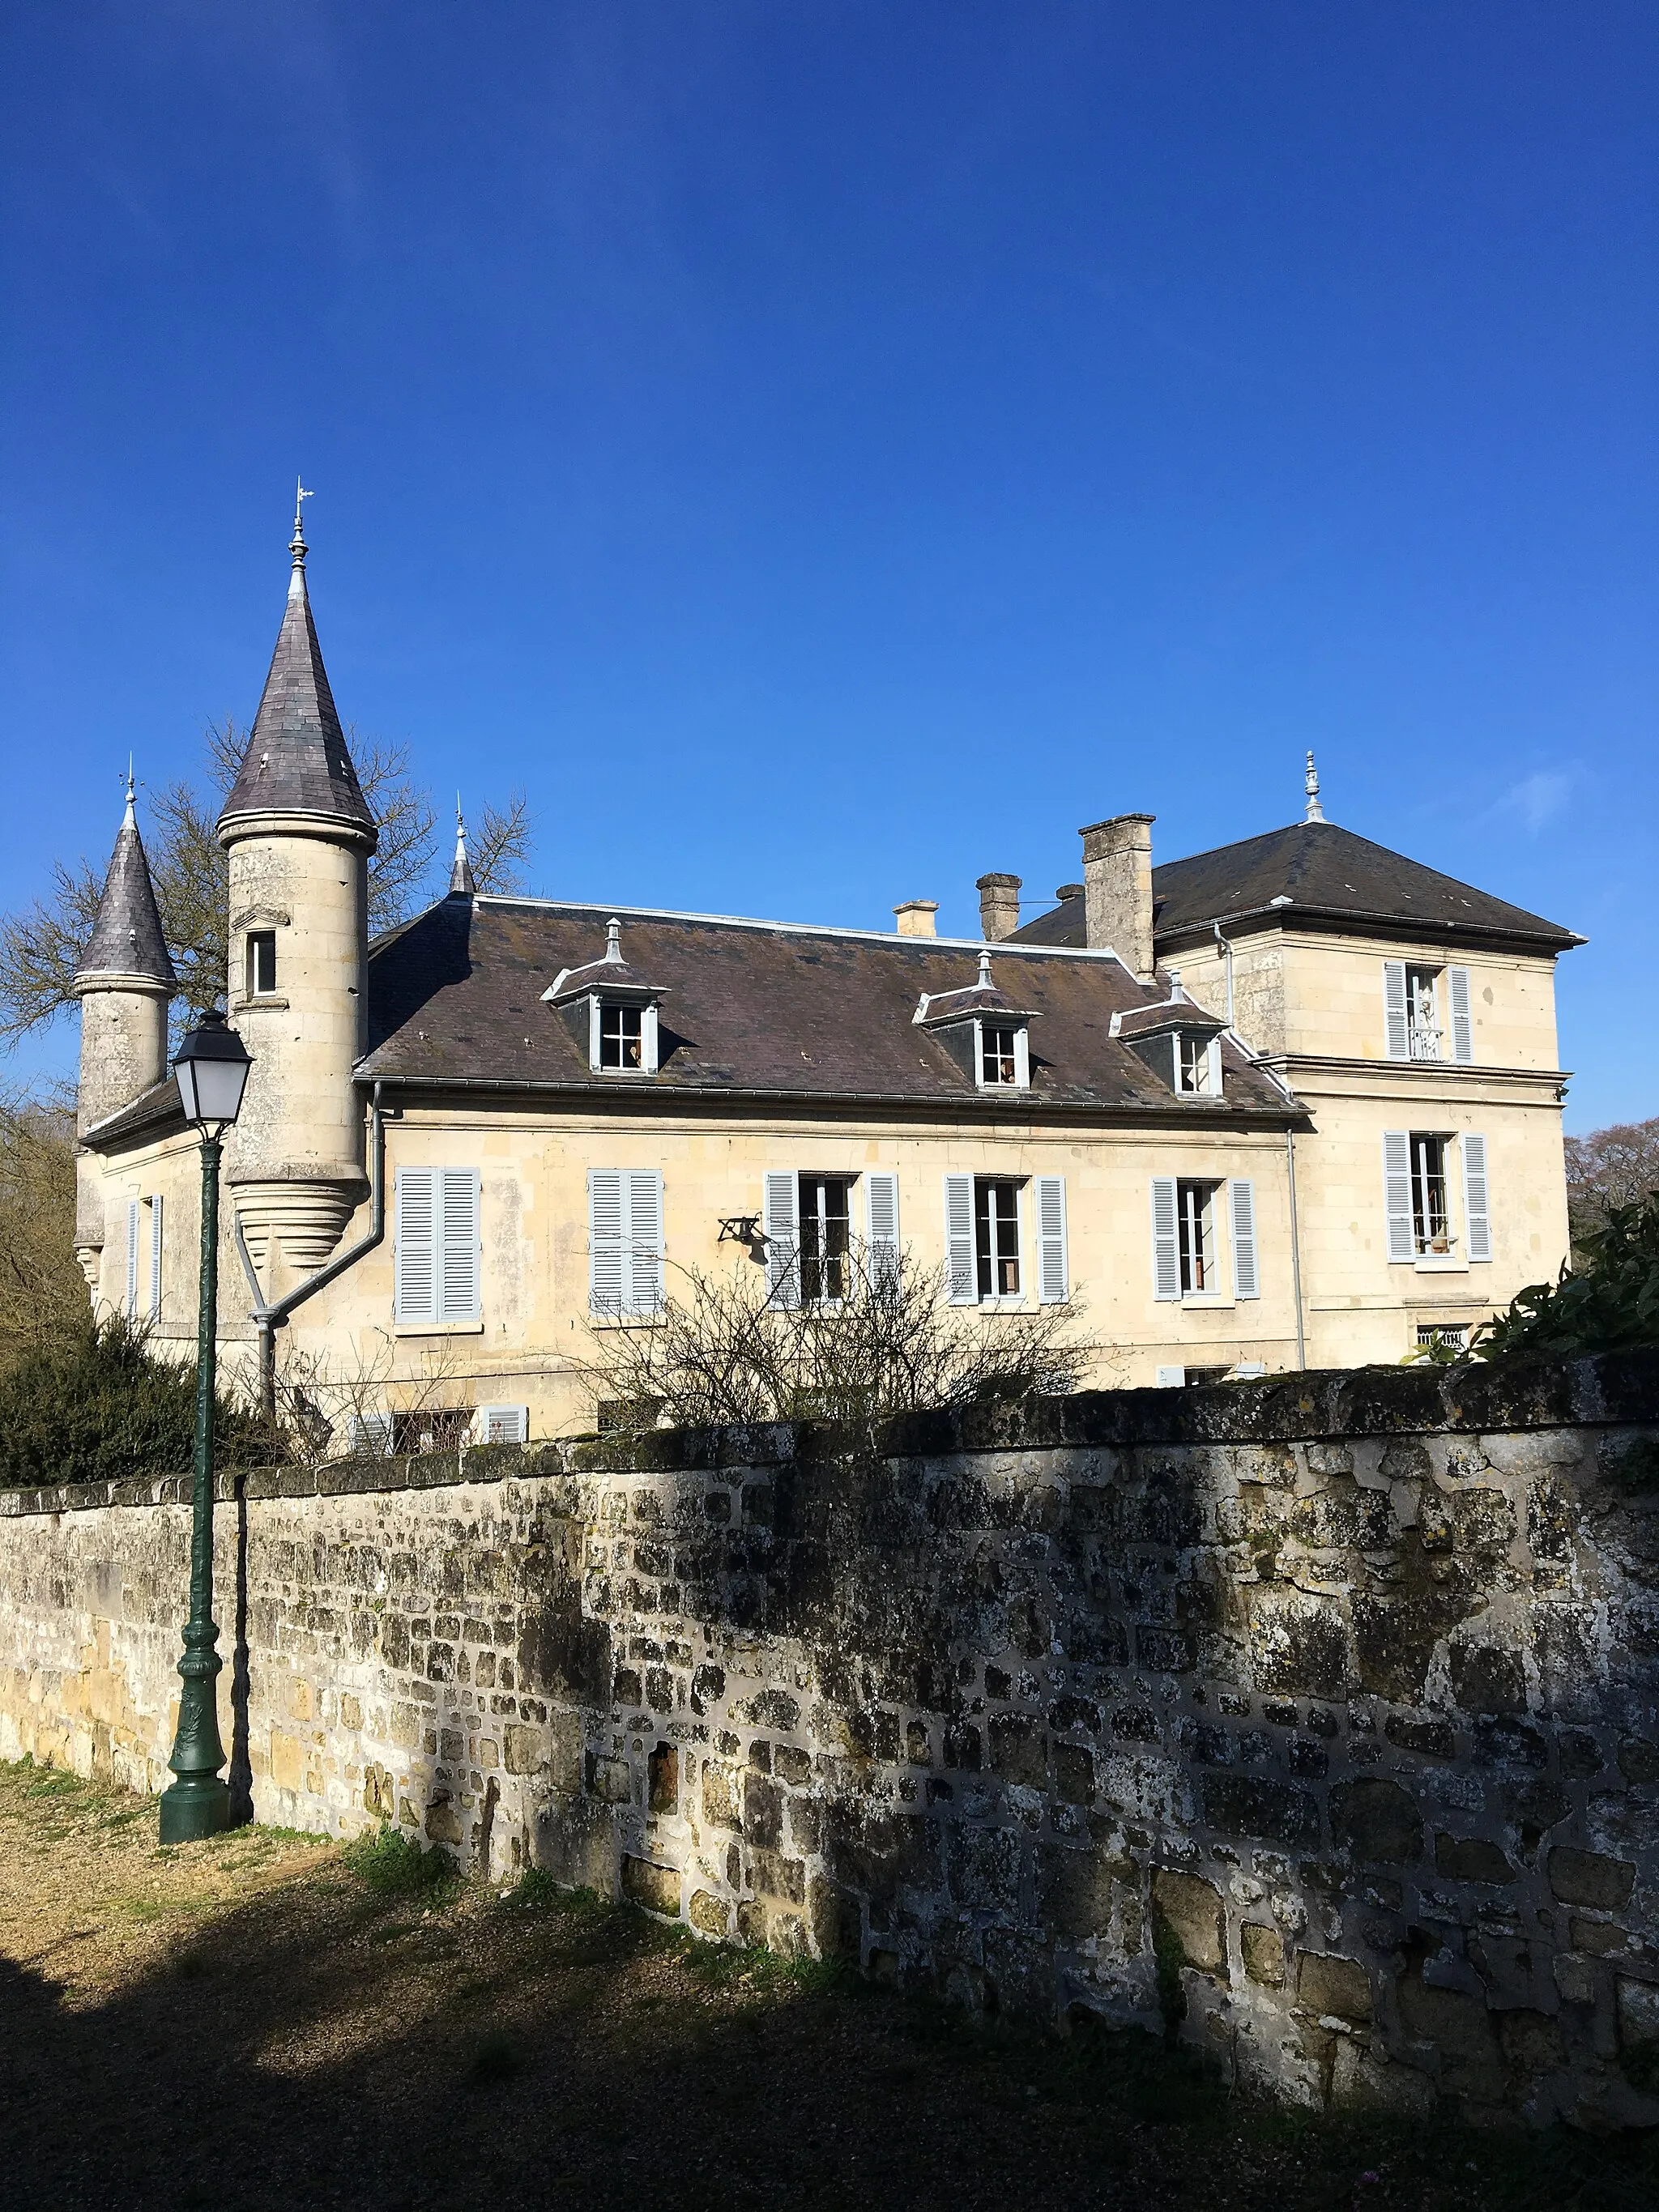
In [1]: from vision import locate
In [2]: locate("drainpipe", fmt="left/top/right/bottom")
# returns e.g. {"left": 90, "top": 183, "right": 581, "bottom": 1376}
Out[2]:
{"left": 1213, "top": 921, "right": 1235, "bottom": 1027}
{"left": 1286, "top": 1124, "right": 1307, "bottom": 1371}
{"left": 234, "top": 1083, "right": 387, "bottom": 1426}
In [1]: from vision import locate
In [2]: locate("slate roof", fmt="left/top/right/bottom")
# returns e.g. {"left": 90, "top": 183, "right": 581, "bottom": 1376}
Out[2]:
{"left": 82, "top": 1074, "right": 184, "bottom": 1147}
{"left": 218, "top": 543, "right": 376, "bottom": 838}
{"left": 356, "top": 900, "right": 1295, "bottom": 1118}
{"left": 75, "top": 800, "right": 177, "bottom": 991}
{"left": 1010, "top": 821, "right": 1580, "bottom": 953}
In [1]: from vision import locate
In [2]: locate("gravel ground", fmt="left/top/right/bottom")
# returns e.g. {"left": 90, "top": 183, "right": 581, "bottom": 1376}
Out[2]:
{"left": 1, "top": 1759, "right": 1653, "bottom": 2212}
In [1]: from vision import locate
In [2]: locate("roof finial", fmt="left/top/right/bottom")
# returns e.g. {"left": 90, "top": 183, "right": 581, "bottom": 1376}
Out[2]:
{"left": 1303, "top": 749, "right": 1326, "bottom": 824}
{"left": 605, "top": 917, "right": 623, "bottom": 963}
{"left": 124, "top": 756, "right": 136, "bottom": 822}
{"left": 977, "top": 949, "right": 993, "bottom": 991}
{"left": 289, "top": 479, "right": 313, "bottom": 599}
{"left": 449, "top": 795, "right": 475, "bottom": 896}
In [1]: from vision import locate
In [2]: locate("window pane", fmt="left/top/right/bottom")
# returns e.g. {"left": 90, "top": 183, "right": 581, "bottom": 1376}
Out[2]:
{"left": 1410, "top": 1134, "right": 1449, "bottom": 1251}
{"left": 975, "top": 1178, "right": 1021, "bottom": 1297}
{"left": 981, "top": 1025, "right": 1017, "bottom": 1085}
{"left": 248, "top": 931, "right": 276, "bottom": 995}
{"left": 599, "top": 1003, "right": 644, "bottom": 1068}
{"left": 799, "top": 1175, "right": 853, "bottom": 1302}
{"left": 1176, "top": 1179, "right": 1214, "bottom": 1292}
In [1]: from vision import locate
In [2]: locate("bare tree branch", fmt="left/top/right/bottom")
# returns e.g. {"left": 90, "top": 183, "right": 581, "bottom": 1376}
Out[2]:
{"left": 471, "top": 791, "right": 533, "bottom": 897}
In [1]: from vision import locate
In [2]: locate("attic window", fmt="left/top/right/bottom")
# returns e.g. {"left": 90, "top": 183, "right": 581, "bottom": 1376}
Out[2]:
{"left": 600, "top": 1003, "right": 646, "bottom": 1069}
{"left": 591, "top": 998, "right": 659, "bottom": 1075}
{"left": 979, "top": 1022, "right": 1029, "bottom": 1089}
{"left": 1176, "top": 1032, "right": 1222, "bottom": 1096}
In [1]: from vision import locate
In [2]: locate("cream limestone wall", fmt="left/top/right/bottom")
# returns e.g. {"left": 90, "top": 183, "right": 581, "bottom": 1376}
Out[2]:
{"left": 74, "top": 984, "right": 170, "bottom": 1259}
{"left": 89, "top": 1103, "right": 1303, "bottom": 1434}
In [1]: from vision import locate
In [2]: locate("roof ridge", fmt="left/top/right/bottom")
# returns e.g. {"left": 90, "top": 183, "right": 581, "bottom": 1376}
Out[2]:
{"left": 471, "top": 893, "right": 1131, "bottom": 961}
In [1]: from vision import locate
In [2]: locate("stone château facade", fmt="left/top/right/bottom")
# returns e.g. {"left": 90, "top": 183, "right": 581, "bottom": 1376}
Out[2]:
{"left": 70, "top": 510, "right": 1581, "bottom": 1443}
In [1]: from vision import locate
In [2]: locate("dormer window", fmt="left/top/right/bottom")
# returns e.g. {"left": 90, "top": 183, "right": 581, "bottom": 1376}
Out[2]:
{"left": 979, "top": 1021, "right": 1029, "bottom": 1089}
{"left": 599, "top": 1001, "right": 646, "bottom": 1070}
{"left": 915, "top": 950, "right": 1036, "bottom": 1093}
{"left": 544, "top": 917, "right": 667, "bottom": 1077}
{"left": 1176, "top": 1031, "right": 1222, "bottom": 1096}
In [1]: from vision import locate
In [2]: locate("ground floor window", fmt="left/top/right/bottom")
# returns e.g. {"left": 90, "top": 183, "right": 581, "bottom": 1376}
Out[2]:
{"left": 799, "top": 1174, "right": 852, "bottom": 1303}
{"left": 1410, "top": 1135, "right": 1450, "bottom": 1254}
{"left": 1416, "top": 1322, "right": 1469, "bottom": 1353}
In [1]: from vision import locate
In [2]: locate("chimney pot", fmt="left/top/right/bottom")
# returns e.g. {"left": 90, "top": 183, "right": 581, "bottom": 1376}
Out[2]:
{"left": 975, "top": 872, "right": 1021, "bottom": 941}
{"left": 893, "top": 899, "right": 939, "bottom": 938}
{"left": 1079, "top": 812, "right": 1155, "bottom": 979}
{"left": 1056, "top": 883, "right": 1084, "bottom": 902}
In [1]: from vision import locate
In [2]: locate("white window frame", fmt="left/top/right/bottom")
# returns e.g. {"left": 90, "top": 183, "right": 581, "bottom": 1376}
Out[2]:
{"left": 974, "top": 1018, "right": 1030, "bottom": 1090}
{"left": 588, "top": 996, "right": 659, "bottom": 1075}
{"left": 394, "top": 1167, "right": 483, "bottom": 1323}
{"left": 1175, "top": 1032, "right": 1223, "bottom": 1097}
{"left": 245, "top": 929, "right": 278, "bottom": 999}
{"left": 1175, "top": 1178, "right": 1221, "bottom": 1299}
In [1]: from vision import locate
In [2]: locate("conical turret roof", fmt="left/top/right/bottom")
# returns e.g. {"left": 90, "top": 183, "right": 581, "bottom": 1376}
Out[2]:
{"left": 75, "top": 778, "right": 177, "bottom": 993}
{"left": 217, "top": 493, "right": 377, "bottom": 843}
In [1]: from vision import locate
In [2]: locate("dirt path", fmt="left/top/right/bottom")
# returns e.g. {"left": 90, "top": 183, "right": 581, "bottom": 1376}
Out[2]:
{"left": 0, "top": 1760, "right": 1651, "bottom": 2212}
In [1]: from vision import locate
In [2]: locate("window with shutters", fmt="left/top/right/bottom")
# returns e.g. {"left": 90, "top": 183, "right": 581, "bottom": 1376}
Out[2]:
{"left": 799, "top": 1174, "right": 853, "bottom": 1303}
{"left": 1410, "top": 1135, "right": 1451, "bottom": 1254}
{"left": 1384, "top": 961, "right": 1475, "bottom": 1063}
{"left": 394, "top": 1168, "right": 482, "bottom": 1323}
{"left": 245, "top": 931, "right": 278, "bottom": 998}
{"left": 1175, "top": 1180, "right": 1218, "bottom": 1294}
{"left": 588, "top": 1170, "right": 665, "bottom": 1317}
{"left": 975, "top": 1178, "right": 1022, "bottom": 1299}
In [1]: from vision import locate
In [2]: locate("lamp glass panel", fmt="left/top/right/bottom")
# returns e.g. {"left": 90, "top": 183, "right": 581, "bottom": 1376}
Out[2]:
{"left": 191, "top": 1054, "right": 249, "bottom": 1125}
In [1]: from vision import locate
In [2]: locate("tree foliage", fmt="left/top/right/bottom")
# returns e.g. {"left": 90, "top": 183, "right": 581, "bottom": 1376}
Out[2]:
{"left": 0, "top": 1089, "right": 84, "bottom": 1374}
{"left": 0, "top": 722, "right": 534, "bottom": 1046}
{"left": 1473, "top": 1193, "right": 1659, "bottom": 1363}
{"left": 0, "top": 1314, "right": 264, "bottom": 1490}
{"left": 1565, "top": 1116, "right": 1659, "bottom": 1255}
{"left": 579, "top": 1242, "right": 1089, "bottom": 1437}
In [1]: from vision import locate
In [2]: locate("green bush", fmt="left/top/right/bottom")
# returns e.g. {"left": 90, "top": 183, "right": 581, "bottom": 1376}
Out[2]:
{"left": 341, "top": 1823, "right": 458, "bottom": 1899}
{"left": 0, "top": 1315, "right": 263, "bottom": 1490}
{"left": 1475, "top": 1192, "right": 1659, "bottom": 1362}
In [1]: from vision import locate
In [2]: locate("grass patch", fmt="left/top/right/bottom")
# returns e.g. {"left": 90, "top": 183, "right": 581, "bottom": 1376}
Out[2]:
{"left": 676, "top": 1933, "right": 861, "bottom": 1999}
{"left": 23, "top": 1767, "right": 84, "bottom": 1800}
{"left": 503, "top": 1865, "right": 567, "bottom": 1910}
{"left": 341, "top": 1824, "right": 458, "bottom": 1901}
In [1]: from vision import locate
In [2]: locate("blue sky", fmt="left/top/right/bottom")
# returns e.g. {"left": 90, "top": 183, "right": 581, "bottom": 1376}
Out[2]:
{"left": 2, "top": 2, "right": 1654, "bottom": 1128}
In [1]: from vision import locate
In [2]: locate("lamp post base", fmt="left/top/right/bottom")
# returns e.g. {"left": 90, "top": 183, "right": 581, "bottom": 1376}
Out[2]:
{"left": 158, "top": 1773, "right": 232, "bottom": 1844}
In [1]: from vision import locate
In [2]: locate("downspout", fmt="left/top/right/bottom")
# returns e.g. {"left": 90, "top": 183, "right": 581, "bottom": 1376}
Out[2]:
{"left": 1213, "top": 920, "right": 1235, "bottom": 1026}
{"left": 234, "top": 1082, "right": 387, "bottom": 1426}
{"left": 1285, "top": 1123, "right": 1307, "bottom": 1371}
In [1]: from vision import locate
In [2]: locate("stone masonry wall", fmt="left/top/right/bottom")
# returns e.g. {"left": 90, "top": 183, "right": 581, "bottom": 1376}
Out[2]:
{"left": 4, "top": 1353, "right": 1659, "bottom": 2129}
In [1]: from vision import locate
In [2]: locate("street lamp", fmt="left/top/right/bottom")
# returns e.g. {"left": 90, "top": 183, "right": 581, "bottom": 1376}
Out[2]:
{"left": 159, "top": 1008, "right": 252, "bottom": 1845}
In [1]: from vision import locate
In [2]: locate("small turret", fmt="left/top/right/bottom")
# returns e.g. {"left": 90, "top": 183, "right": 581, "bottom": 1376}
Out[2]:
{"left": 71, "top": 770, "right": 177, "bottom": 1285}
{"left": 217, "top": 490, "right": 377, "bottom": 1284}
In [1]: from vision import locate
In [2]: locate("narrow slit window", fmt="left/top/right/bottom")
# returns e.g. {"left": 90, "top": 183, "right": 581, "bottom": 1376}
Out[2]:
{"left": 975, "top": 1178, "right": 1021, "bottom": 1299}
{"left": 599, "top": 1002, "right": 644, "bottom": 1069}
{"left": 798, "top": 1174, "right": 853, "bottom": 1303}
{"left": 246, "top": 931, "right": 277, "bottom": 997}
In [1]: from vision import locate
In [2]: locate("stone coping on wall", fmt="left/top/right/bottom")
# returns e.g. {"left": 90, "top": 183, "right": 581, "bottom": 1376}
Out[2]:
{"left": 5, "top": 1346, "right": 1657, "bottom": 1523}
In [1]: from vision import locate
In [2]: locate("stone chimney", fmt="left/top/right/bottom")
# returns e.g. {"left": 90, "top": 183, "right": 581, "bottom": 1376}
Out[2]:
{"left": 893, "top": 899, "right": 939, "bottom": 938}
{"left": 975, "top": 873, "right": 1021, "bottom": 941}
{"left": 1080, "top": 813, "right": 1155, "bottom": 979}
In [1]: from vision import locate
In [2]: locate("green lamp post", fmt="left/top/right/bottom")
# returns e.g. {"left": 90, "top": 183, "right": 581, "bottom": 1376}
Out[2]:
{"left": 158, "top": 1008, "right": 252, "bottom": 1845}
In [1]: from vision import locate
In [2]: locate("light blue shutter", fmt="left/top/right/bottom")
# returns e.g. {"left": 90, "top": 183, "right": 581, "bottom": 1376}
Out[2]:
{"left": 764, "top": 1170, "right": 800, "bottom": 1307}
{"left": 1448, "top": 967, "right": 1474, "bottom": 1063}
{"left": 1383, "top": 961, "right": 1409, "bottom": 1060}
{"left": 864, "top": 1172, "right": 901, "bottom": 1289}
{"left": 1229, "top": 1179, "right": 1260, "bottom": 1300}
{"left": 1383, "top": 1133, "right": 1414, "bottom": 1261}
{"left": 589, "top": 1170, "right": 626, "bottom": 1315}
{"left": 126, "top": 1200, "right": 141, "bottom": 1319}
{"left": 148, "top": 1195, "right": 164, "bottom": 1319}
{"left": 625, "top": 1171, "right": 664, "bottom": 1315}
{"left": 1035, "top": 1175, "right": 1068, "bottom": 1304}
{"left": 438, "top": 1170, "right": 480, "bottom": 1320}
{"left": 1462, "top": 1134, "right": 1491, "bottom": 1262}
{"left": 1149, "top": 1178, "right": 1179, "bottom": 1300}
{"left": 944, "top": 1174, "right": 976, "bottom": 1304}
{"left": 394, "top": 1169, "right": 437, "bottom": 1320}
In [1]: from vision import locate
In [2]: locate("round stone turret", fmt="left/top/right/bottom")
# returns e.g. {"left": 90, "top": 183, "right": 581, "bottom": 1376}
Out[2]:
{"left": 217, "top": 497, "right": 377, "bottom": 1281}
{"left": 71, "top": 776, "right": 177, "bottom": 1286}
